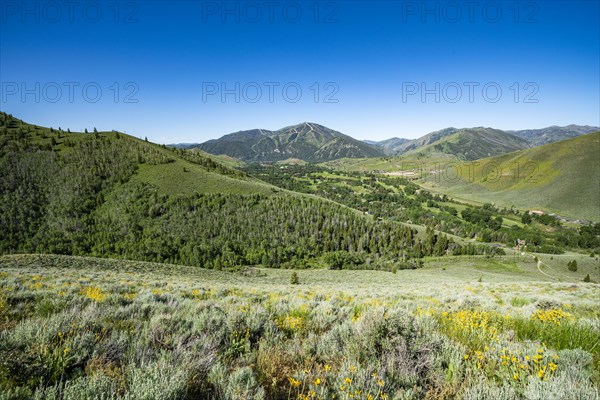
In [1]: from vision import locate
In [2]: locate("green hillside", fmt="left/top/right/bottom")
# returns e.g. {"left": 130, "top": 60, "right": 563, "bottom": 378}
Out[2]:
{"left": 0, "top": 113, "right": 469, "bottom": 270}
{"left": 421, "top": 132, "right": 600, "bottom": 221}
{"left": 0, "top": 113, "right": 272, "bottom": 196}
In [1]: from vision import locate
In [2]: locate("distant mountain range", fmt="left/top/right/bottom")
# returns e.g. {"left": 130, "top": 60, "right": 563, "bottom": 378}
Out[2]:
{"left": 506, "top": 125, "right": 600, "bottom": 147}
{"left": 363, "top": 137, "right": 411, "bottom": 155}
{"left": 172, "top": 124, "right": 598, "bottom": 163}
{"left": 367, "top": 125, "right": 599, "bottom": 157}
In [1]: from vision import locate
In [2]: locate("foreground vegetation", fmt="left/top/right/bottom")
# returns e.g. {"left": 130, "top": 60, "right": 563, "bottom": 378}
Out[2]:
{"left": 1, "top": 254, "right": 599, "bottom": 399}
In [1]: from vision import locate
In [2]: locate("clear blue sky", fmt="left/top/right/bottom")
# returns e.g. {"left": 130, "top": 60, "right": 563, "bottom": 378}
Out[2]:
{"left": 1, "top": 0, "right": 599, "bottom": 142}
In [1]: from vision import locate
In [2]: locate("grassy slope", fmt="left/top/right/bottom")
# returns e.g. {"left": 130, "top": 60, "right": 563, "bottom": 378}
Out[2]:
{"left": 129, "top": 160, "right": 276, "bottom": 195}
{"left": 420, "top": 132, "right": 600, "bottom": 221}
{"left": 200, "top": 151, "right": 248, "bottom": 169}
{"left": 96, "top": 137, "right": 281, "bottom": 196}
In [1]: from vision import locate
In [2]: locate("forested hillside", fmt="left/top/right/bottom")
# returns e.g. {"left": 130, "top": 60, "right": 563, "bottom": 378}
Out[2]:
{"left": 0, "top": 113, "right": 471, "bottom": 270}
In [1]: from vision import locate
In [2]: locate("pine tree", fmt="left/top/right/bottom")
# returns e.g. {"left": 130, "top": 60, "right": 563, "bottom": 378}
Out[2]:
{"left": 290, "top": 271, "right": 299, "bottom": 285}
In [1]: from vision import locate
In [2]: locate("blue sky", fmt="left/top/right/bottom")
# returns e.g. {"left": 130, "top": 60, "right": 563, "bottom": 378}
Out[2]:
{"left": 1, "top": 0, "right": 599, "bottom": 142}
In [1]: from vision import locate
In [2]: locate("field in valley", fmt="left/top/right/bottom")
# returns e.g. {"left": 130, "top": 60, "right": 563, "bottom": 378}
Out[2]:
{"left": 1, "top": 254, "right": 598, "bottom": 400}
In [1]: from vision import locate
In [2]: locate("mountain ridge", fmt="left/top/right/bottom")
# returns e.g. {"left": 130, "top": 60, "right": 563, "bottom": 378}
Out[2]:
{"left": 401, "top": 127, "right": 531, "bottom": 161}
{"left": 177, "top": 124, "right": 598, "bottom": 162}
{"left": 368, "top": 125, "right": 598, "bottom": 156}
{"left": 506, "top": 125, "right": 599, "bottom": 147}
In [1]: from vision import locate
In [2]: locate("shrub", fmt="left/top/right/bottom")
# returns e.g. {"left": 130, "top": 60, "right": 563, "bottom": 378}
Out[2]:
{"left": 225, "top": 367, "right": 265, "bottom": 400}
{"left": 568, "top": 260, "right": 578, "bottom": 272}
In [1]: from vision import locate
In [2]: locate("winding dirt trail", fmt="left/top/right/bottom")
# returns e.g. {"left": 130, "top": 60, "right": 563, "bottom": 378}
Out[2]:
{"left": 536, "top": 258, "right": 559, "bottom": 281}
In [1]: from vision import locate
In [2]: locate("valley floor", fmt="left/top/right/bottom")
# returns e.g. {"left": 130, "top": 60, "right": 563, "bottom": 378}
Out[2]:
{"left": 1, "top": 254, "right": 599, "bottom": 399}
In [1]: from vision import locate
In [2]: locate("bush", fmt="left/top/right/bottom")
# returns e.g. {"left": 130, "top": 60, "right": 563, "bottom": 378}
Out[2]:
{"left": 568, "top": 260, "right": 578, "bottom": 272}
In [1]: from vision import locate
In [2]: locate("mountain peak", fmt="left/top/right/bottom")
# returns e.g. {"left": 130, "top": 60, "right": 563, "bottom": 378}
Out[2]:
{"left": 279, "top": 122, "right": 328, "bottom": 132}
{"left": 195, "top": 123, "right": 383, "bottom": 162}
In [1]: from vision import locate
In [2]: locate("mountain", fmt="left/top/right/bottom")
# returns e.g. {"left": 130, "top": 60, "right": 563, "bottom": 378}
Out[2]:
{"left": 365, "top": 137, "right": 411, "bottom": 155}
{"left": 364, "top": 128, "right": 460, "bottom": 156}
{"left": 371, "top": 125, "right": 599, "bottom": 157}
{"left": 421, "top": 131, "right": 600, "bottom": 221}
{"left": 194, "top": 122, "right": 384, "bottom": 162}
{"left": 401, "top": 128, "right": 530, "bottom": 161}
{"left": 507, "top": 125, "right": 599, "bottom": 147}
{"left": 0, "top": 112, "right": 449, "bottom": 270}
{"left": 393, "top": 127, "right": 460, "bottom": 155}
{"left": 360, "top": 127, "right": 530, "bottom": 160}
